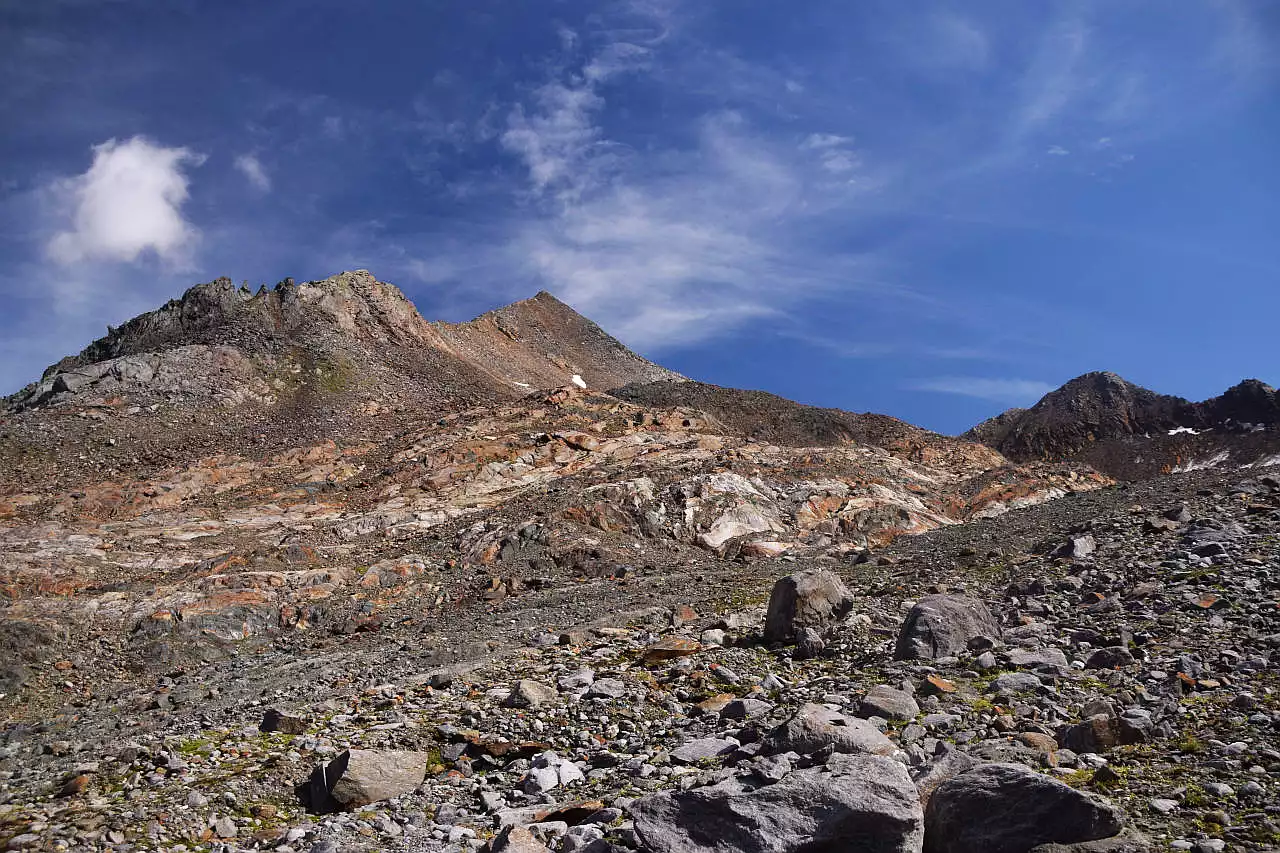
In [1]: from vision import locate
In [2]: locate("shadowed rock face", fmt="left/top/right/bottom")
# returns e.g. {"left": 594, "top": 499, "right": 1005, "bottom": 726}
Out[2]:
{"left": 965, "top": 372, "right": 1280, "bottom": 478}
{"left": 965, "top": 372, "right": 1196, "bottom": 461}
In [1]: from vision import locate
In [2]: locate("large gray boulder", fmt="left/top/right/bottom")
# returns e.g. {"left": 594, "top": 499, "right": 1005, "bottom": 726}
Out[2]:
{"left": 860, "top": 685, "right": 921, "bottom": 721}
{"left": 910, "top": 746, "right": 976, "bottom": 810}
{"left": 923, "top": 763, "right": 1125, "bottom": 853}
{"left": 631, "top": 752, "right": 924, "bottom": 853}
{"left": 763, "top": 570, "right": 854, "bottom": 644}
{"left": 1027, "top": 829, "right": 1154, "bottom": 853}
{"left": 894, "top": 595, "right": 1001, "bottom": 660}
{"left": 760, "top": 702, "right": 895, "bottom": 757}
{"left": 308, "top": 749, "right": 428, "bottom": 810}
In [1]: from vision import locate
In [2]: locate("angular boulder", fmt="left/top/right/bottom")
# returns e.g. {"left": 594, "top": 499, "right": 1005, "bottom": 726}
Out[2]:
{"left": 760, "top": 702, "right": 895, "bottom": 757}
{"left": 1053, "top": 535, "right": 1096, "bottom": 560}
{"left": 307, "top": 749, "right": 428, "bottom": 811}
{"left": 923, "top": 763, "right": 1124, "bottom": 853}
{"left": 763, "top": 570, "right": 855, "bottom": 644}
{"left": 860, "top": 685, "right": 921, "bottom": 721}
{"left": 260, "top": 708, "right": 309, "bottom": 734}
{"left": 505, "top": 679, "right": 558, "bottom": 708}
{"left": 1057, "top": 714, "right": 1120, "bottom": 754}
{"left": 631, "top": 752, "right": 924, "bottom": 853}
{"left": 492, "top": 825, "right": 553, "bottom": 853}
{"left": 894, "top": 595, "right": 1001, "bottom": 661}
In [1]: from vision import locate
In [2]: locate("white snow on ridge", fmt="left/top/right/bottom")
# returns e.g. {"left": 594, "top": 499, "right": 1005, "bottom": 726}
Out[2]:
{"left": 571, "top": 374, "right": 587, "bottom": 389}
{"left": 1168, "top": 426, "right": 1199, "bottom": 436}
{"left": 1247, "top": 454, "right": 1280, "bottom": 469}
{"left": 1173, "top": 451, "right": 1231, "bottom": 473}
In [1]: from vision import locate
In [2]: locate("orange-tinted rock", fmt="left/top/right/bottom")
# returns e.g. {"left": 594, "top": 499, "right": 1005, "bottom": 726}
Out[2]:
{"left": 642, "top": 637, "right": 700, "bottom": 664}
{"left": 921, "top": 674, "right": 957, "bottom": 695}
{"left": 58, "top": 774, "right": 91, "bottom": 797}
{"left": 694, "top": 693, "right": 736, "bottom": 715}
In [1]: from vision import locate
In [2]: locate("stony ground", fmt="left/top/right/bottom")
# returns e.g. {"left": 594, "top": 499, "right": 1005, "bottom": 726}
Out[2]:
{"left": 2, "top": 465, "right": 1277, "bottom": 852}
{"left": 2, "top": 274, "right": 1277, "bottom": 852}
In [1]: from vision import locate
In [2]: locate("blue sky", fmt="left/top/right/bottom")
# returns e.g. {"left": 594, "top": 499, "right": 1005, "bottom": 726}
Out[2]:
{"left": 1, "top": 1, "right": 1277, "bottom": 434}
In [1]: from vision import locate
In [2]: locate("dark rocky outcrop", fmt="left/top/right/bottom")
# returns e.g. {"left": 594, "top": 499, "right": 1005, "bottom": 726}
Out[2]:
{"left": 631, "top": 753, "right": 924, "bottom": 853}
{"left": 923, "top": 763, "right": 1126, "bottom": 853}
{"left": 965, "top": 372, "right": 1280, "bottom": 478}
{"left": 894, "top": 595, "right": 1000, "bottom": 660}
{"left": 762, "top": 569, "right": 854, "bottom": 644}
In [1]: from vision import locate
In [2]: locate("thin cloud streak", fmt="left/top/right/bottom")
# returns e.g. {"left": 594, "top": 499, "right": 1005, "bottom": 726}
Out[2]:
{"left": 234, "top": 153, "right": 271, "bottom": 191}
{"left": 910, "top": 376, "right": 1055, "bottom": 404}
{"left": 495, "top": 17, "right": 896, "bottom": 350}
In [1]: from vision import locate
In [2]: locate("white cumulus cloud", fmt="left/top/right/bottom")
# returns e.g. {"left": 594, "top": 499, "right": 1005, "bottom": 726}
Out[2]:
{"left": 47, "top": 136, "right": 203, "bottom": 266}
{"left": 234, "top": 153, "right": 271, "bottom": 191}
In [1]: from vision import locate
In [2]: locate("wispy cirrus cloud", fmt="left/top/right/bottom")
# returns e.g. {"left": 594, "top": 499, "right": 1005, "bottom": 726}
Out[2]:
{"left": 490, "top": 9, "right": 891, "bottom": 348}
{"left": 801, "top": 133, "right": 861, "bottom": 174}
{"left": 234, "top": 153, "right": 271, "bottom": 192}
{"left": 909, "top": 376, "right": 1055, "bottom": 404}
{"left": 393, "top": 0, "right": 1275, "bottom": 359}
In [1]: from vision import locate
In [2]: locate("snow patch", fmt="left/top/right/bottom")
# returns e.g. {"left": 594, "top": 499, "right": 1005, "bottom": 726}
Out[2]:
{"left": 1247, "top": 453, "right": 1280, "bottom": 469}
{"left": 571, "top": 374, "right": 587, "bottom": 389}
{"left": 1173, "top": 451, "right": 1231, "bottom": 473}
{"left": 1168, "top": 427, "right": 1199, "bottom": 436}
{"left": 513, "top": 382, "right": 532, "bottom": 389}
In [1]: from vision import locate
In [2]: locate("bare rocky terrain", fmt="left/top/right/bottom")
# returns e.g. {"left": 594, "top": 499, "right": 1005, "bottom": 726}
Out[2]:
{"left": 965, "top": 372, "right": 1280, "bottom": 479}
{"left": 0, "top": 272, "right": 1276, "bottom": 853}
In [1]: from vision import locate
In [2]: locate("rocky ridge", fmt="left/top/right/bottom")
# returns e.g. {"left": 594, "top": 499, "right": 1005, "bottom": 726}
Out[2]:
{"left": 15, "top": 272, "right": 682, "bottom": 414}
{"left": 965, "top": 373, "right": 1280, "bottom": 479}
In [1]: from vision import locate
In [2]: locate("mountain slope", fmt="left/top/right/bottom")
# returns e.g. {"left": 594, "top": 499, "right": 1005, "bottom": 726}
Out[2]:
{"left": 0, "top": 271, "right": 683, "bottom": 486}
{"left": 9, "top": 271, "right": 681, "bottom": 415}
{"left": 0, "top": 270, "right": 1107, "bottom": 682}
{"left": 965, "top": 371, "right": 1280, "bottom": 478}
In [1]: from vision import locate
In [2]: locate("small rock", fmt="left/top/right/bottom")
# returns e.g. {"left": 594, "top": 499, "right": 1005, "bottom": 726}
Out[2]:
{"left": 507, "top": 679, "right": 559, "bottom": 708}
{"left": 860, "top": 685, "right": 920, "bottom": 721}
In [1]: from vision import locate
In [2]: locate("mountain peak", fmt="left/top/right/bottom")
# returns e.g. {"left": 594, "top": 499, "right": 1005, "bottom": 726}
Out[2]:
{"left": 1063, "top": 370, "right": 1131, "bottom": 388}
{"left": 7, "top": 271, "right": 680, "bottom": 414}
{"left": 965, "top": 371, "right": 1280, "bottom": 477}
